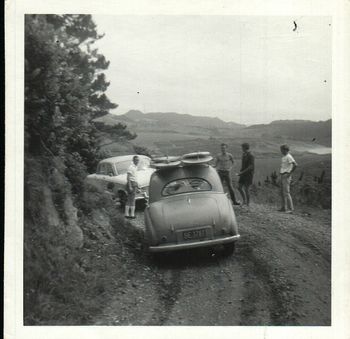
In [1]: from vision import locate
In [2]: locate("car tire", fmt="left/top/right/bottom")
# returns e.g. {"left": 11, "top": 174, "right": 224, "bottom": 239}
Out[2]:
{"left": 136, "top": 199, "right": 147, "bottom": 211}
{"left": 222, "top": 242, "right": 236, "bottom": 256}
{"left": 118, "top": 190, "right": 127, "bottom": 209}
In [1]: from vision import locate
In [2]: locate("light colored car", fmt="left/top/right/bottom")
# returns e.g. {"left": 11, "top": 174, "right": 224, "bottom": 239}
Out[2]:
{"left": 144, "top": 160, "right": 240, "bottom": 255}
{"left": 86, "top": 155, "right": 155, "bottom": 206}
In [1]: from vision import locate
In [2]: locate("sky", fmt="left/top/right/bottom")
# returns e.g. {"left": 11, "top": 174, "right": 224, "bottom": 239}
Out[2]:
{"left": 92, "top": 15, "right": 332, "bottom": 125}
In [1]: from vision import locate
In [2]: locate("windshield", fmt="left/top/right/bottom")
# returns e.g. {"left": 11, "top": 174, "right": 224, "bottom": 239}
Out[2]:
{"left": 115, "top": 158, "right": 151, "bottom": 175}
{"left": 162, "top": 178, "right": 212, "bottom": 196}
{"left": 115, "top": 161, "right": 132, "bottom": 175}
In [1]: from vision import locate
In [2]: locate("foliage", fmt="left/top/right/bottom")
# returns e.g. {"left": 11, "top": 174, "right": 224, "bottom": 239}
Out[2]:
{"left": 25, "top": 14, "right": 132, "bottom": 186}
{"left": 133, "top": 144, "right": 153, "bottom": 158}
{"left": 252, "top": 177, "right": 331, "bottom": 209}
{"left": 24, "top": 15, "right": 136, "bottom": 324}
{"left": 64, "top": 152, "right": 88, "bottom": 195}
{"left": 24, "top": 156, "right": 127, "bottom": 325}
{"left": 93, "top": 121, "right": 137, "bottom": 150}
{"left": 79, "top": 181, "right": 113, "bottom": 214}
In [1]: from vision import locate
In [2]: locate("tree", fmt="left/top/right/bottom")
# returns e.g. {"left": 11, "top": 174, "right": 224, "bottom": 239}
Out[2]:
{"left": 133, "top": 145, "right": 153, "bottom": 158}
{"left": 25, "top": 15, "right": 130, "bottom": 190}
{"left": 93, "top": 121, "right": 137, "bottom": 150}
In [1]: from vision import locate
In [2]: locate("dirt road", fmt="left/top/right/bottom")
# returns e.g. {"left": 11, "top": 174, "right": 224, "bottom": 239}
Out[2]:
{"left": 94, "top": 203, "right": 331, "bottom": 326}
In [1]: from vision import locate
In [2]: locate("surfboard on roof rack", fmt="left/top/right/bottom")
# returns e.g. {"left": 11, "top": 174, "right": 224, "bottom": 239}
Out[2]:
{"left": 151, "top": 156, "right": 182, "bottom": 169}
{"left": 181, "top": 151, "right": 213, "bottom": 165}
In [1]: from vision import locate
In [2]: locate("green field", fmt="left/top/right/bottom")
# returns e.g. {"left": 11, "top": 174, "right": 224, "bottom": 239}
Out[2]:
{"left": 101, "top": 132, "right": 331, "bottom": 186}
{"left": 99, "top": 133, "right": 331, "bottom": 209}
{"left": 133, "top": 135, "right": 331, "bottom": 184}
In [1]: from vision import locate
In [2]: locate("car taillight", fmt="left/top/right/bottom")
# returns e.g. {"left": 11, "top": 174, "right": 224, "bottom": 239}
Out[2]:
{"left": 141, "top": 187, "right": 149, "bottom": 198}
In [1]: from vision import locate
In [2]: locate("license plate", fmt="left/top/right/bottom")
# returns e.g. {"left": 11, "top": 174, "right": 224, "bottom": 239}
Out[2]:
{"left": 183, "top": 229, "right": 207, "bottom": 240}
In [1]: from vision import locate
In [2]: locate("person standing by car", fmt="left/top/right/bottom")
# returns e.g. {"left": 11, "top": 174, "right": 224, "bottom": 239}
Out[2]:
{"left": 214, "top": 143, "right": 240, "bottom": 205}
{"left": 279, "top": 144, "right": 298, "bottom": 213}
{"left": 237, "top": 143, "right": 255, "bottom": 207}
{"left": 125, "top": 155, "right": 140, "bottom": 219}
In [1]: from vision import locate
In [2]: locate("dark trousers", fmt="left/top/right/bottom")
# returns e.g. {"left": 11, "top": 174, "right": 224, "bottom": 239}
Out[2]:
{"left": 218, "top": 170, "right": 238, "bottom": 203}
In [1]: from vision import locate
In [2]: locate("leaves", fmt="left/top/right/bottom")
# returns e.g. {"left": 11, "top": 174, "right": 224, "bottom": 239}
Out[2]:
{"left": 25, "top": 14, "right": 133, "bottom": 190}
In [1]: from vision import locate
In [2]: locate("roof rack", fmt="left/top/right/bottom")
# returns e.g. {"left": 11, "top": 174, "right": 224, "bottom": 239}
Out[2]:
{"left": 151, "top": 152, "right": 213, "bottom": 170}
{"left": 182, "top": 151, "right": 213, "bottom": 165}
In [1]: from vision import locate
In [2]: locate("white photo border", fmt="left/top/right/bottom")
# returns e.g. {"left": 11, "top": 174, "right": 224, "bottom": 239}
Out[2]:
{"left": 5, "top": 0, "right": 350, "bottom": 338}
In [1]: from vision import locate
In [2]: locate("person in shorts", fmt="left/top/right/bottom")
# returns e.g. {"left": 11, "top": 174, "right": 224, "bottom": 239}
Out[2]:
{"left": 237, "top": 143, "right": 255, "bottom": 206}
{"left": 125, "top": 155, "right": 140, "bottom": 219}
{"left": 214, "top": 143, "right": 240, "bottom": 205}
{"left": 279, "top": 144, "right": 298, "bottom": 213}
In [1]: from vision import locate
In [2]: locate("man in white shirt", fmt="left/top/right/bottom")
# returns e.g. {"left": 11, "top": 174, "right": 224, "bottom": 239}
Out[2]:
{"left": 125, "top": 155, "right": 140, "bottom": 219}
{"left": 279, "top": 144, "right": 298, "bottom": 213}
{"left": 214, "top": 143, "right": 240, "bottom": 205}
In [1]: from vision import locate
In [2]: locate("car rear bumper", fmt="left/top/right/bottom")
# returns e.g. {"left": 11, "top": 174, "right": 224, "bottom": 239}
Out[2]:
{"left": 137, "top": 189, "right": 149, "bottom": 200}
{"left": 135, "top": 194, "right": 147, "bottom": 200}
{"left": 148, "top": 234, "right": 240, "bottom": 253}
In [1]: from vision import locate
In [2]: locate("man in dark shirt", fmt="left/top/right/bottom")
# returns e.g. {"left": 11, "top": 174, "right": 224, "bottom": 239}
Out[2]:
{"left": 237, "top": 143, "right": 255, "bottom": 206}
{"left": 214, "top": 143, "right": 240, "bottom": 205}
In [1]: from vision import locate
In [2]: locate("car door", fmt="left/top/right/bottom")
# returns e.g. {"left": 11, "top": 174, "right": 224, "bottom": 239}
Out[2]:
{"left": 92, "top": 163, "right": 114, "bottom": 191}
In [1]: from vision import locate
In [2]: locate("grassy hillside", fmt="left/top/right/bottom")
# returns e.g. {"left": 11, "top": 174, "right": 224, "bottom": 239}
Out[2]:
{"left": 123, "top": 110, "right": 245, "bottom": 129}
{"left": 94, "top": 111, "right": 245, "bottom": 141}
{"left": 149, "top": 135, "right": 330, "bottom": 159}
{"left": 96, "top": 112, "right": 331, "bottom": 147}
{"left": 94, "top": 112, "right": 331, "bottom": 211}
{"left": 24, "top": 155, "right": 131, "bottom": 324}
{"left": 244, "top": 119, "right": 331, "bottom": 146}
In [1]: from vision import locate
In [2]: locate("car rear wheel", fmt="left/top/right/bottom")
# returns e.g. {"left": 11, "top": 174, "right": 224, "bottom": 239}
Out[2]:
{"left": 222, "top": 242, "right": 236, "bottom": 256}
{"left": 136, "top": 198, "right": 147, "bottom": 211}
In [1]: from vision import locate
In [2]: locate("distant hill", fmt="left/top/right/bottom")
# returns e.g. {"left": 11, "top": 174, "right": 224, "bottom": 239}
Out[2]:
{"left": 124, "top": 110, "right": 245, "bottom": 129}
{"left": 95, "top": 111, "right": 332, "bottom": 151}
{"left": 95, "top": 110, "right": 245, "bottom": 137}
{"left": 242, "top": 119, "right": 331, "bottom": 146}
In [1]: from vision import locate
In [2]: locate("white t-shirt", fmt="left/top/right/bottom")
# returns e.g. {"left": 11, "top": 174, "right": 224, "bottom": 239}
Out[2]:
{"left": 127, "top": 163, "right": 138, "bottom": 183}
{"left": 280, "top": 153, "right": 297, "bottom": 174}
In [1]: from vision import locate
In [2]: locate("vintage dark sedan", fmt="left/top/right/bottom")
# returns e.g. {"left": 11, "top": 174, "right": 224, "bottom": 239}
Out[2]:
{"left": 144, "top": 159, "right": 240, "bottom": 255}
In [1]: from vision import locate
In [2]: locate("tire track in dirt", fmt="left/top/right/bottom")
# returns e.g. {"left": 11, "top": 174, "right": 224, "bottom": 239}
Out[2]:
{"left": 289, "top": 230, "right": 331, "bottom": 265}
{"left": 94, "top": 203, "right": 331, "bottom": 326}
{"left": 235, "top": 204, "right": 331, "bottom": 325}
{"left": 146, "top": 267, "right": 183, "bottom": 325}
{"left": 235, "top": 235, "right": 299, "bottom": 325}
{"left": 156, "top": 249, "right": 246, "bottom": 326}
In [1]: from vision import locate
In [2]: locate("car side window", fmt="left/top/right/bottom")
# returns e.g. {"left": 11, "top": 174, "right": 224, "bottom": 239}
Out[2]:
{"left": 105, "top": 163, "right": 114, "bottom": 176}
{"left": 162, "top": 178, "right": 212, "bottom": 196}
{"left": 97, "top": 163, "right": 114, "bottom": 176}
{"left": 97, "top": 163, "right": 107, "bottom": 175}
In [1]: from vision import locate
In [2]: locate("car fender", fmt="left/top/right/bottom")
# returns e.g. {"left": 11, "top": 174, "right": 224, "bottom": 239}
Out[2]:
{"left": 144, "top": 207, "right": 158, "bottom": 246}
{"left": 226, "top": 197, "right": 239, "bottom": 235}
{"left": 104, "top": 174, "right": 127, "bottom": 186}
{"left": 86, "top": 173, "right": 126, "bottom": 189}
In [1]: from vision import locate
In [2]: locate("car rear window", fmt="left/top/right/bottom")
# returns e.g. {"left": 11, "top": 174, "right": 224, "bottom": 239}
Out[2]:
{"left": 162, "top": 178, "right": 212, "bottom": 196}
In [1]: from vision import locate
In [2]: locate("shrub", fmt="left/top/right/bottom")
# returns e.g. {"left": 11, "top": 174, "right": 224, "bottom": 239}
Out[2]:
{"left": 64, "top": 152, "right": 88, "bottom": 196}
